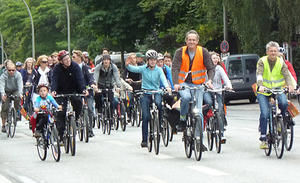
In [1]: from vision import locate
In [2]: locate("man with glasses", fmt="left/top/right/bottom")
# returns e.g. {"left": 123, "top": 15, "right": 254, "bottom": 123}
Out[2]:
{"left": 51, "top": 50, "right": 87, "bottom": 141}
{"left": 0, "top": 62, "right": 23, "bottom": 132}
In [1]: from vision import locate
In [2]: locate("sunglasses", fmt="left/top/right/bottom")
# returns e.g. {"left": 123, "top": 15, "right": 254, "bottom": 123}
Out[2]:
{"left": 41, "top": 60, "right": 48, "bottom": 63}
{"left": 8, "top": 69, "right": 16, "bottom": 72}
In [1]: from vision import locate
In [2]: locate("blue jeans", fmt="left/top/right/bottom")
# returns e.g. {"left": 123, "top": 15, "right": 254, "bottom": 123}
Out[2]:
{"left": 140, "top": 93, "right": 162, "bottom": 142}
{"left": 179, "top": 82, "right": 204, "bottom": 137}
{"left": 257, "top": 93, "right": 288, "bottom": 136}
{"left": 87, "top": 95, "right": 95, "bottom": 131}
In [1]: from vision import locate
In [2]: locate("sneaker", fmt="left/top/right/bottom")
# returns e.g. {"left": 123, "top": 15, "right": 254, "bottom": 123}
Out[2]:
{"left": 141, "top": 141, "right": 147, "bottom": 148}
{"left": 89, "top": 131, "right": 95, "bottom": 137}
{"left": 1, "top": 126, "right": 6, "bottom": 133}
{"left": 59, "top": 140, "right": 64, "bottom": 146}
{"left": 260, "top": 141, "right": 268, "bottom": 149}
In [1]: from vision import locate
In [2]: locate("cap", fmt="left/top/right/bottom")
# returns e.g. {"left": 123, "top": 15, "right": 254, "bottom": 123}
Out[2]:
{"left": 16, "top": 61, "right": 23, "bottom": 66}
{"left": 136, "top": 52, "right": 145, "bottom": 58}
{"left": 58, "top": 50, "right": 69, "bottom": 61}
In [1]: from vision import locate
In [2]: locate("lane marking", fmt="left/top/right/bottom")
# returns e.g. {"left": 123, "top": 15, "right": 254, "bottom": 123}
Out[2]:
{"left": 154, "top": 153, "right": 174, "bottom": 160}
{"left": 133, "top": 175, "right": 167, "bottom": 183}
{"left": 187, "top": 165, "right": 229, "bottom": 176}
{"left": 16, "top": 175, "right": 39, "bottom": 183}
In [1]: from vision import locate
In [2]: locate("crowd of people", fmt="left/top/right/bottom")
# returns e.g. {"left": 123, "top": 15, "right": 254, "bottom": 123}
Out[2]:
{"left": 0, "top": 29, "right": 297, "bottom": 154}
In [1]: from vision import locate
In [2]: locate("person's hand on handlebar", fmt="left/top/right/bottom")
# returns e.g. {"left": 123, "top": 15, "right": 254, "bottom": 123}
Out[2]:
{"left": 174, "top": 84, "right": 180, "bottom": 92}
{"left": 51, "top": 91, "right": 56, "bottom": 97}
{"left": 206, "top": 80, "right": 214, "bottom": 89}
{"left": 83, "top": 90, "right": 89, "bottom": 96}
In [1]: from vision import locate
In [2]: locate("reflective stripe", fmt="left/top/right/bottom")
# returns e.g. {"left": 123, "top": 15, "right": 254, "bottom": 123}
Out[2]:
{"left": 192, "top": 70, "right": 206, "bottom": 74}
{"left": 263, "top": 78, "right": 284, "bottom": 84}
{"left": 193, "top": 75, "right": 206, "bottom": 81}
{"left": 179, "top": 71, "right": 187, "bottom": 75}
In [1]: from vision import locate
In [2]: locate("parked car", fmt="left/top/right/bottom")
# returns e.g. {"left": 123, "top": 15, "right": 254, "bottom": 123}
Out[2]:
{"left": 223, "top": 54, "right": 260, "bottom": 104}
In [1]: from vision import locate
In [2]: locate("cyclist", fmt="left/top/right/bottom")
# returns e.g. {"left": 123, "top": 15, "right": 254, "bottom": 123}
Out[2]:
{"left": 93, "top": 54, "right": 121, "bottom": 125}
{"left": 0, "top": 62, "right": 23, "bottom": 132}
{"left": 203, "top": 51, "right": 232, "bottom": 143}
{"left": 163, "top": 52, "right": 172, "bottom": 68}
{"left": 136, "top": 52, "right": 145, "bottom": 66}
{"left": 256, "top": 41, "right": 294, "bottom": 149}
{"left": 51, "top": 50, "right": 88, "bottom": 142}
{"left": 16, "top": 62, "right": 23, "bottom": 72}
{"left": 171, "top": 30, "right": 215, "bottom": 141}
{"left": 82, "top": 51, "right": 95, "bottom": 69}
{"left": 95, "top": 48, "right": 110, "bottom": 66}
{"left": 32, "top": 84, "right": 62, "bottom": 137}
{"left": 125, "top": 49, "right": 171, "bottom": 148}
{"left": 124, "top": 53, "right": 142, "bottom": 121}
{"left": 72, "top": 50, "right": 97, "bottom": 137}
{"left": 157, "top": 53, "right": 174, "bottom": 90}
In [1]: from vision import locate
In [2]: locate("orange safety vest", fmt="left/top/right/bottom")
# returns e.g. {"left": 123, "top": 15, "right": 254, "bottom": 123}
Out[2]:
{"left": 178, "top": 46, "right": 206, "bottom": 84}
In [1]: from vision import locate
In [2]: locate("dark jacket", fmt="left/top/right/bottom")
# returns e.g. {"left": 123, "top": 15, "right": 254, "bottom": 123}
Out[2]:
{"left": 81, "top": 64, "right": 95, "bottom": 86}
{"left": 32, "top": 67, "right": 51, "bottom": 93}
{"left": 51, "top": 61, "right": 86, "bottom": 94}
{"left": 20, "top": 69, "right": 37, "bottom": 85}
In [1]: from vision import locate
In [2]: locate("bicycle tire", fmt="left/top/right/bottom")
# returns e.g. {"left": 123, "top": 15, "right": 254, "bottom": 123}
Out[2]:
{"left": 215, "top": 113, "right": 222, "bottom": 153}
{"left": 113, "top": 108, "right": 119, "bottom": 131}
{"left": 97, "top": 113, "right": 101, "bottom": 129}
{"left": 147, "top": 119, "right": 153, "bottom": 153}
{"left": 131, "top": 107, "right": 136, "bottom": 127}
{"left": 37, "top": 137, "right": 47, "bottom": 161}
{"left": 184, "top": 133, "right": 192, "bottom": 158}
{"left": 194, "top": 116, "right": 203, "bottom": 161}
{"left": 78, "top": 116, "right": 84, "bottom": 142}
{"left": 137, "top": 105, "right": 142, "bottom": 127}
{"left": 207, "top": 117, "right": 214, "bottom": 151}
{"left": 83, "top": 108, "right": 89, "bottom": 143}
{"left": 169, "top": 125, "right": 174, "bottom": 142}
{"left": 9, "top": 108, "right": 17, "bottom": 138}
{"left": 274, "top": 117, "right": 284, "bottom": 159}
{"left": 120, "top": 102, "right": 127, "bottom": 132}
{"left": 285, "top": 123, "right": 294, "bottom": 151}
{"left": 63, "top": 120, "right": 70, "bottom": 154}
{"left": 50, "top": 126, "right": 61, "bottom": 162}
{"left": 69, "top": 116, "right": 77, "bottom": 156}
{"left": 161, "top": 115, "right": 169, "bottom": 147}
{"left": 153, "top": 111, "right": 160, "bottom": 155}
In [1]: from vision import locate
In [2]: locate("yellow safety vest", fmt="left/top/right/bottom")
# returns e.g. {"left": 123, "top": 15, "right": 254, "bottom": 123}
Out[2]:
{"left": 257, "top": 56, "right": 285, "bottom": 96}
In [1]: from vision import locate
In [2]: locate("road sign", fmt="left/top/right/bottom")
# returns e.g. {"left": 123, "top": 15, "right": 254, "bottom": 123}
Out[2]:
{"left": 220, "top": 40, "right": 229, "bottom": 53}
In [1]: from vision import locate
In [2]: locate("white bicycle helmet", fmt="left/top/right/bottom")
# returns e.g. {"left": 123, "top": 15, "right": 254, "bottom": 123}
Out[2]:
{"left": 157, "top": 53, "right": 164, "bottom": 60}
{"left": 145, "top": 49, "right": 158, "bottom": 60}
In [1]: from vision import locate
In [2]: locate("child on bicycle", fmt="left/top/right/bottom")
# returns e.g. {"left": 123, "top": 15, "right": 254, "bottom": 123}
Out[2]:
{"left": 31, "top": 83, "right": 62, "bottom": 137}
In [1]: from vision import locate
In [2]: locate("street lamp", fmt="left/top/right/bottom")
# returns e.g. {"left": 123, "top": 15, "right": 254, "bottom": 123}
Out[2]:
{"left": 21, "top": 0, "right": 35, "bottom": 59}
{"left": 0, "top": 30, "right": 4, "bottom": 64}
{"left": 65, "top": 0, "right": 70, "bottom": 53}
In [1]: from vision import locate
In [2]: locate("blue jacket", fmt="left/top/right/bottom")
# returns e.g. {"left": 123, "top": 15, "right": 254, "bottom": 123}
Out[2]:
{"left": 126, "top": 64, "right": 168, "bottom": 91}
{"left": 160, "top": 65, "right": 174, "bottom": 90}
{"left": 51, "top": 61, "right": 86, "bottom": 94}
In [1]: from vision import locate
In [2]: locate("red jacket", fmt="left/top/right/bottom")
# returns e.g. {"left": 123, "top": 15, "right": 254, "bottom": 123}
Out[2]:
{"left": 285, "top": 60, "right": 297, "bottom": 82}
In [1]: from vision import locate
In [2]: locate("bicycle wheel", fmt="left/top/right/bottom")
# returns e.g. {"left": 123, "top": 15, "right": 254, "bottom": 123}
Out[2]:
{"left": 50, "top": 126, "right": 61, "bottom": 162}
{"left": 64, "top": 124, "right": 70, "bottom": 154}
{"left": 153, "top": 112, "right": 160, "bottom": 155}
{"left": 37, "top": 137, "right": 47, "bottom": 161}
{"left": 7, "top": 108, "right": 17, "bottom": 138}
{"left": 136, "top": 105, "right": 142, "bottom": 127}
{"left": 207, "top": 117, "right": 214, "bottom": 151}
{"left": 274, "top": 117, "right": 284, "bottom": 159}
{"left": 69, "top": 116, "right": 77, "bottom": 156}
{"left": 194, "top": 116, "right": 203, "bottom": 161}
{"left": 120, "top": 102, "right": 127, "bottom": 132}
{"left": 131, "top": 107, "right": 136, "bottom": 127}
{"left": 113, "top": 109, "right": 119, "bottom": 131}
{"left": 107, "top": 119, "right": 112, "bottom": 135}
{"left": 215, "top": 113, "right": 222, "bottom": 153}
{"left": 147, "top": 119, "right": 153, "bottom": 152}
{"left": 284, "top": 115, "right": 294, "bottom": 151}
{"left": 169, "top": 123, "right": 173, "bottom": 142}
{"left": 97, "top": 113, "right": 101, "bottom": 129}
{"left": 83, "top": 108, "right": 89, "bottom": 143}
{"left": 184, "top": 131, "right": 192, "bottom": 158}
{"left": 78, "top": 116, "right": 84, "bottom": 142}
{"left": 161, "top": 115, "right": 169, "bottom": 147}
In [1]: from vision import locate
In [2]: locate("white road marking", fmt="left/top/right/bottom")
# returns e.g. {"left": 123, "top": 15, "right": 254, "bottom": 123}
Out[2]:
{"left": 133, "top": 175, "right": 167, "bottom": 183}
{"left": 17, "top": 175, "right": 40, "bottom": 183}
{"left": 154, "top": 153, "right": 174, "bottom": 160}
{"left": 187, "top": 165, "right": 229, "bottom": 176}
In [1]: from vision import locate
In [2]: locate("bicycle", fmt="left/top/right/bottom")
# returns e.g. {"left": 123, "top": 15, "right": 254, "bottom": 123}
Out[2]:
{"left": 55, "top": 94, "right": 82, "bottom": 156}
{"left": 96, "top": 89, "right": 114, "bottom": 135}
{"left": 78, "top": 96, "right": 89, "bottom": 143}
{"left": 206, "top": 88, "right": 233, "bottom": 153}
{"left": 23, "top": 84, "right": 34, "bottom": 117}
{"left": 5, "top": 94, "right": 18, "bottom": 138}
{"left": 263, "top": 88, "right": 286, "bottom": 159}
{"left": 36, "top": 108, "right": 60, "bottom": 162}
{"left": 129, "top": 90, "right": 142, "bottom": 127}
{"left": 180, "top": 85, "right": 205, "bottom": 161}
{"left": 113, "top": 90, "right": 128, "bottom": 132}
